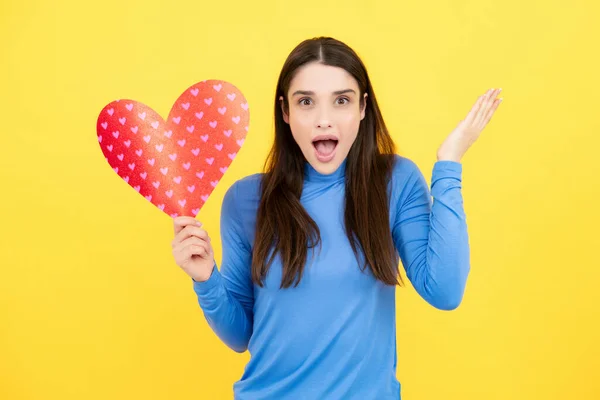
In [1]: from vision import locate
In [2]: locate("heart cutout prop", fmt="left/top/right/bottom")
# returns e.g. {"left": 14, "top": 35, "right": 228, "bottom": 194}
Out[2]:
{"left": 97, "top": 80, "right": 249, "bottom": 218}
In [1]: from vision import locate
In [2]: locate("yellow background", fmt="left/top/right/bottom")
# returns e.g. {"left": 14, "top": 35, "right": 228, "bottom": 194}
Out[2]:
{"left": 1, "top": 0, "right": 598, "bottom": 399}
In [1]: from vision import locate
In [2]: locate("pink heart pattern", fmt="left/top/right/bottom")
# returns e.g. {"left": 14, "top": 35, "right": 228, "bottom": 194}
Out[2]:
{"left": 97, "top": 80, "right": 249, "bottom": 218}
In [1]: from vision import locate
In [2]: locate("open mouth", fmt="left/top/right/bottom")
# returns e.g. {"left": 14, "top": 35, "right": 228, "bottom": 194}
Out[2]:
{"left": 312, "top": 135, "right": 339, "bottom": 162}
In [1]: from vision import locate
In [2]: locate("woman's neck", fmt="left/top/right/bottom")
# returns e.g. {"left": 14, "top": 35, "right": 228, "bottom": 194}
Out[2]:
{"left": 303, "top": 158, "right": 347, "bottom": 183}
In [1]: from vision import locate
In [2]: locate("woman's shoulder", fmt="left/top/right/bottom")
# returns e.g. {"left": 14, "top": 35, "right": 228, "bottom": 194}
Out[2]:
{"left": 233, "top": 172, "right": 263, "bottom": 188}
{"left": 226, "top": 172, "right": 264, "bottom": 202}
{"left": 385, "top": 154, "right": 427, "bottom": 203}
{"left": 389, "top": 153, "right": 422, "bottom": 178}
{"left": 220, "top": 173, "right": 263, "bottom": 224}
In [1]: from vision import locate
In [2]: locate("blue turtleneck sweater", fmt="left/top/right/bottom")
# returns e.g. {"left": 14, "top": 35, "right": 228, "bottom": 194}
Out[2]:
{"left": 192, "top": 154, "right": 470, "bottom": 399}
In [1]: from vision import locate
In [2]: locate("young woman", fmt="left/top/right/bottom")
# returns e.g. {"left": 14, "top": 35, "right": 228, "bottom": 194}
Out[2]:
{"left": 171, "top": 37, "right": 502, "bottom": 399}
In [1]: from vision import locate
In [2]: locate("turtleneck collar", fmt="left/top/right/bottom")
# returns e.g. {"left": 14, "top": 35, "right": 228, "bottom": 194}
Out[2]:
{"left": 304, "top": 158, "right": 347, "bottom": 183}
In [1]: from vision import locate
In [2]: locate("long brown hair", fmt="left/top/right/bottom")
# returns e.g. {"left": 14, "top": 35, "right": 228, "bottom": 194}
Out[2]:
{"left": 251, "top": 36, "right": 403, "bottom": 289}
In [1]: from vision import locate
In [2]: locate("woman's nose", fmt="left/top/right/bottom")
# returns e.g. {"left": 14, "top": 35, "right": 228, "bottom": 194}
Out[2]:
{"left": 316, "top": 110, "right": 333, "bottom": 128}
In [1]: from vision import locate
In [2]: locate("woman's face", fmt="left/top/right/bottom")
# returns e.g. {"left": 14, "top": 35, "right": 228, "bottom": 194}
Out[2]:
{"left": 280, "top": 62, "right": 367, "bottom": 175}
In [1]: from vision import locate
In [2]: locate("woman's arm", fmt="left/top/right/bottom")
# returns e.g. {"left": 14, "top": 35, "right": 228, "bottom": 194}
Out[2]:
{"left": 392, "top": 158, "right": 470, "bottom": 310}
{"left": 192, "top": 181, "right": 254, "bottom": 352}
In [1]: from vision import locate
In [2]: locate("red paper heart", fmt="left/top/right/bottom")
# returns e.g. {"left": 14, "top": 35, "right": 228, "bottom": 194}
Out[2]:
{"left": 97, "top": 80, "right": 249, "bottom": 218}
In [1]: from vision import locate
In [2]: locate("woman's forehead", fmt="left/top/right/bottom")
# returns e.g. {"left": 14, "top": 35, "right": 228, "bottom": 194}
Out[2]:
{"left": 289, "top": 63, "right": 358, "bottom": 94}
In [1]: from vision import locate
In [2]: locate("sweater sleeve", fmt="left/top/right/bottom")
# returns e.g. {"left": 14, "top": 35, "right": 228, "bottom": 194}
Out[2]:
{"left": 392, "top": 159, "right": 471, "bottom": 310}
{"left": 192, "top": 181, "right": 254, "bottom": 352}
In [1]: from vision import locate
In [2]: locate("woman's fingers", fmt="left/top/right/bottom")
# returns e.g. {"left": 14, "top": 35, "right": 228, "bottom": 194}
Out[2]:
{"left": 173, "top": 236, "right": 211, "bottom": 258}
{"left": 173, "top": 216, "right": 202, "bottom": 235}
{"left": 482, "top": 97, "right": 502, "bottom": 126}
{"left": 172, "top": 224, "right": 211, "bottom": 248}
{"left": 465, "top": 95, "right": 485, "bottom": 126}
{"left": 474, "top": 88, "right": 501, "bottom": 127}
{"left": 179, "top": 225, "right": 210, "bottom": 243}
{"left": 185, "top": 243, "right": 210, "bottom": 259}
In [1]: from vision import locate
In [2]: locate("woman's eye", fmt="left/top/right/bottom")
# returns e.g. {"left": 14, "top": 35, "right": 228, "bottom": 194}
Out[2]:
{"left": 298, "top": 97, "right": 349, "bottom": 106}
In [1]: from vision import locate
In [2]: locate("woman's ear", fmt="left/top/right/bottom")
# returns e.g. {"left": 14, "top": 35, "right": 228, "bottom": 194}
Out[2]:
{"left": 360, "top": 93, "right": 368, "bottom": 120}
{"left": 279, "top": 95, "right": 289, "bottom": 124}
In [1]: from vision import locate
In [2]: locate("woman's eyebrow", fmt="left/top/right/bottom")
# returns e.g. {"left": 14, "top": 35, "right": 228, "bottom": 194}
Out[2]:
{"left": 291, "top": 89, "right": 356, "bottom": 96}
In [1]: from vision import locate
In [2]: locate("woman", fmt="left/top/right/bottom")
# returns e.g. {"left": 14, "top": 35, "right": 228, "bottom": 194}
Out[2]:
{"left": 171, "top": 36, "right": 502, "bottom": 399}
